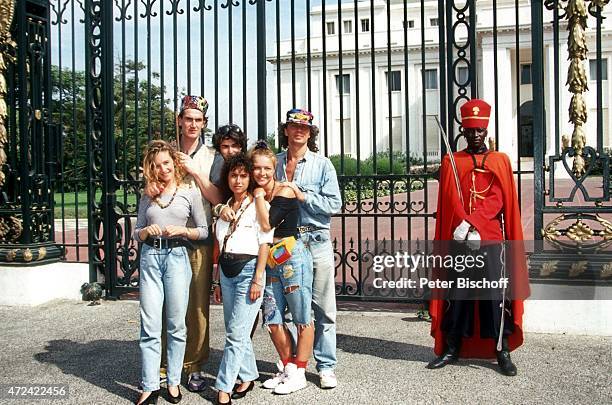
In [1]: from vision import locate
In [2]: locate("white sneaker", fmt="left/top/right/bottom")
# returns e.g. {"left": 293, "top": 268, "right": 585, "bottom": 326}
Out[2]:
{"left": 262, "top": 360, "right": 286, "bottom": 389}
{"left": 319, "top": 369, "right": 337, "bottom": 389}
{"left": 273, "top": 363, "right": 307, "bottom": 395}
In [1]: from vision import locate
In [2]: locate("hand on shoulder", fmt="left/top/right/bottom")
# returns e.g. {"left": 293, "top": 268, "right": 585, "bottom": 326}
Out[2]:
{"left": 277, "top": 183, "right": 296, "bottom": 198}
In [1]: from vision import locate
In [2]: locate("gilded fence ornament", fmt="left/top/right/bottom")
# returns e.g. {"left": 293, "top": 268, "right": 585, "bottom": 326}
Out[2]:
{"left": 0, "top": 215, "right": 21, "bottom": 243}
{"left": 22, "top": 248, "right": 33, "bottom": 262}
{"left": 542, "top": 215, "right": 565, "bottom": 241}
{"left": 595, "top": 215, "right": 612, "bottom": 240}
{"left": 0, "top": 0, "right": 16, "bottom": 187}
{"left": 0, "top": 1, "right": 22, "bottom": 252}
{"left": 487, "top": 137, "right": 496, "bottom": 151}
{"left": 561, "top": 134, "right": 570, "bottom": 150}
{"left": 565, "top": 0, "right": 590, "bottom": 177}
{"left": 590, "top": 0, "right": 610, "bottom": 9}
{"left": 601, "top": 263, "right": 612, "bottom": 278}
{"left": 568, "top": 260, "right": 588, "bottom": 277}
{"left": 540, "top": 260, "right": 559, "bottom": 277}
{"left": 6, "top": 248, "right": 17, "bottom": 261}
{"left": 566, "top": 219, "right": 594, "bottom": 241}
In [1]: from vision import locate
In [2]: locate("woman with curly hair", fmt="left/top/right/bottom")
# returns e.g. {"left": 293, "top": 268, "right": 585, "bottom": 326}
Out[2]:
{"left": 212, "top": 153, "right": 273, "bottom": 404}
{"left": 133, "top": 140, "right": 209, "bottom": 405}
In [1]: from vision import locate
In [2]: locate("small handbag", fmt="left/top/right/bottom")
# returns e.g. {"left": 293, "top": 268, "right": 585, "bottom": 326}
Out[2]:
{"left": 267, "top": 236, "right": 297, "bottom": 268}
{"left": 219, "top": 252, "right": 256, "bottom": 278}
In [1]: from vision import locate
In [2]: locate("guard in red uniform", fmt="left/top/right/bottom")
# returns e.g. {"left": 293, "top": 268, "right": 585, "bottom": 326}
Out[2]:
{"left": 427, "top": 99, "right": 529, "bottom": 376}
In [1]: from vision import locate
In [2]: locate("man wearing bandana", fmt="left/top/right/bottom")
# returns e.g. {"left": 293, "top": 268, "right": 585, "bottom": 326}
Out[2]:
{"left": 427, "top": 99, "right": 529, "bottom": 376}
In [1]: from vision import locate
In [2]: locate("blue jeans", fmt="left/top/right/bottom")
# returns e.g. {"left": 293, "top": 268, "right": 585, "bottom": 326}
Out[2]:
{"left": 300, "top": 230, "right": 337, "bottom": 371}
{"left": 263, "top": 239, "right": 313, "bottom": 326}
{"left": 139, "top": 244, "right": 191, "bottom": 391}
{"left": 215, "top": 259, "right": 263, "bottom": 393}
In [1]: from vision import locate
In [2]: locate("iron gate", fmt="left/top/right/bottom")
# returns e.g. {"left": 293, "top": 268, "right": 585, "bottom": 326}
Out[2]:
{"left": 1, "top": 0, "right": 610, "bottom": 299}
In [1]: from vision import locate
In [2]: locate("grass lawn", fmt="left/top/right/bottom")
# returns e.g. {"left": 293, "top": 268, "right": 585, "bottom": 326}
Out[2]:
{"left": 54, "top": 191, "right": 138, "bottom": 219}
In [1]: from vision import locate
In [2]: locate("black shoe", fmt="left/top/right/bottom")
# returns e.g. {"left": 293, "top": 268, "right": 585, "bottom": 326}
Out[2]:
{"left": 231, "top": 381, "right": 255, "bottom": 399}
{"left": 216, "top": 392, "right": 232, "bottom": 405}
{"left": 426, "top": 352, "right": 459, "bottom": 369}
{"left": 134, "top": 389, "right": 160, "bottom": 405}
{"left": 496, "top": 350, "right": 517, "bottom": 376}
{"left": 427, "top": 335, "right": 461, "bottom": 369}
{"left": 167, "top": 386, "right": 182, "bottom": 404}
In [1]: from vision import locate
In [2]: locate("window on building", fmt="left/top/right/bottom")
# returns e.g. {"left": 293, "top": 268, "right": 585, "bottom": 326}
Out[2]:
{"left": 457, "top": 66, "right": 469, "bottom": 85}
{"left": 336, "top": 74, "right": 350, "bottom": 94}
{"left": 590, "top": 58, "right": 609, "bottom": 81}
{"left": 343, "top": 20, "right": 352, "bottom": 34}
{"left": 402, "top": 20, "right": 415, "bottom": 29}
{"left": 361, "top": 18, "right": 370, "bottom": 32}
{"left": 520, "top": 64, "right": 532, "bottom": 85}
{"left": 386, "top": 71, "right": 402, "bottom": 92}
{"left": 326, "top": 21, "right": 335, "bottom": 35}
{"left": 430, "top": 18, "right": 439, "bottom": 27}
{"left": 424, "top": 69, "right": 438, "bottom": 89}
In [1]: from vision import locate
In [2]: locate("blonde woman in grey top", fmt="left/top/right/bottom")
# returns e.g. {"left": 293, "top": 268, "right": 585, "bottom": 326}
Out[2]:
{"left": 133, "top": 140, "right": 208, "bottom": 405}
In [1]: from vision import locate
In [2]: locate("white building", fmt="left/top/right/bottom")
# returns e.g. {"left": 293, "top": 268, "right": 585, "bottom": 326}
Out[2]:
{"left": 270, "top": 0, "right": 612, "bottom": 167}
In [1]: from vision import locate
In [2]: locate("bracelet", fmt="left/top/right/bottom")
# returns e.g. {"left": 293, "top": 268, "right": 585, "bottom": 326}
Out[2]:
{"left": 254, "top": 193, "right": 265, "bottom": 199}
{"left": 212, "top": 203, "right": 226, "bottom": 217}
{"left": 251, "top": 280, "right": 263, "bottom": 287}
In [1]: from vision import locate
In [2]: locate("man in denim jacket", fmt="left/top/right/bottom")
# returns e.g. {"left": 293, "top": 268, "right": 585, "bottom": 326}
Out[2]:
{"left": 275, "top": 109, "right": 342, "bottom": 389}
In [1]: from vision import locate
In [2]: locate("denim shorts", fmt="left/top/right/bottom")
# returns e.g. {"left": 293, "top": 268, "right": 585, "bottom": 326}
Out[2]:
{"left": 263, "top": 238, "right": 313, "bottom": 326}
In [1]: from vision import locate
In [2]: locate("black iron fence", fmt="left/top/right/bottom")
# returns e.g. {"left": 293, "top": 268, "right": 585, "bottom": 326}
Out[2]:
{"left": 1, "top": 0, "right": 610, "bottom": 299}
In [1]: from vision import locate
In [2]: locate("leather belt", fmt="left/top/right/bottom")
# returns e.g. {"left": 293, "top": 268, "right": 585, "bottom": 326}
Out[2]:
{"left": 220, "top": 252, "right": 257, "bottom": 261}
{"left": 296, "top": 225, "right": 324, "bottom": 234}
{"left": 144, "top": 237, "right": 194, "bottom": 250}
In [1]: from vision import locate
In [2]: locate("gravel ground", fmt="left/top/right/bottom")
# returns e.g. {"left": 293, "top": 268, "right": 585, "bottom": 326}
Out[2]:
{"left": 0, "top": 300, "right": 610, "bottom": 405}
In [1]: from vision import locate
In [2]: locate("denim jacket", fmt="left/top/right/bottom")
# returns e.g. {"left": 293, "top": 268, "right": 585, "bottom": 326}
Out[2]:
{"left": 276, "top": 150, "right": 342, "bottom": 230}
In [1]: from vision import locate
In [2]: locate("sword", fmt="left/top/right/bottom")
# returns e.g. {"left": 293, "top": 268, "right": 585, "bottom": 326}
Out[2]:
{"left": 434, "top": 116, "right": 464, "bottom": 206}
{"left": 497, "top": 216, "right": 508, "bottom": 352}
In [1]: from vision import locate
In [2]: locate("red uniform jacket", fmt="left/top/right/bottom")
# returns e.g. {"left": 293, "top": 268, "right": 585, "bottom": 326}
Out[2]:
{"left": 430, "top": 150, "right": 529, "bottom": 358}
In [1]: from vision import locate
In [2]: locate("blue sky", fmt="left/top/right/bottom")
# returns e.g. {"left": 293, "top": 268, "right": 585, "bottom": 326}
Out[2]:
{"left": 49, "top": 0, "right": 353, "bottom": 140}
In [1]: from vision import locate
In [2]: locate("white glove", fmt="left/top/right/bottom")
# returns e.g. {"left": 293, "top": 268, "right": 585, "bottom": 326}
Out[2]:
{"left": 453, "top": 220, "right": 471, "bottom": 241}
{"left": 466, "top": 229, "right": 481, "bottom": 250}
{"left": 466, "top": 230, "right": 481, "bottom": 241}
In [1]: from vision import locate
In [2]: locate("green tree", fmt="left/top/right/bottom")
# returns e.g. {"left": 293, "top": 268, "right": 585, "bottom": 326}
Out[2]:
{"left": 50, "top": 61, "right": 177, "bottom": 192}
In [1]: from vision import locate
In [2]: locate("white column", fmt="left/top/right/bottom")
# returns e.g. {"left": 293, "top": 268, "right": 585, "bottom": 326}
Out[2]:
{"left": 544, "top": 43, "right": 558, "bottom": 159}
{"left": 483, "top": 45, "right": 516, "bottom": 164}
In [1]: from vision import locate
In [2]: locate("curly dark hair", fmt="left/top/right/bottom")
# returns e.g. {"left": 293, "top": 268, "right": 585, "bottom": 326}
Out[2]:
{"left": 213, "top": 124, "right": 248, "bottom": 153}
{"left": 277, "top": 123, "right": 320, "bottom": 152}
{"left": 221, "top": 153, "right": 253, "bottom": 196}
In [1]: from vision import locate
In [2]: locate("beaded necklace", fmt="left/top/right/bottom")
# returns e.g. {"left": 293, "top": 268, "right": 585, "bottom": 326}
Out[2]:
{"left": 153, "top": 186, "right": 178, "bottom": 209}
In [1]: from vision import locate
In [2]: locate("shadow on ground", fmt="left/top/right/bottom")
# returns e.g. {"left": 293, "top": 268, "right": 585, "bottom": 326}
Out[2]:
{"left": 34, "top": 339, "right": 139, "bottom": 402}
{"left": 33, "top": 338, "right": 282, "bottom": 403}
{"left": 337, "top": 333, "right": 431, "bottom": 363}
